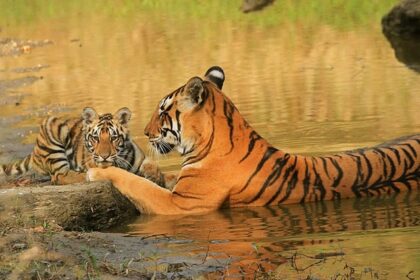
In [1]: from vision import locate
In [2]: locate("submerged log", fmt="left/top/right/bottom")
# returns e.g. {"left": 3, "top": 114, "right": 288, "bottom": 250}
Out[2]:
{"left": 0, "top": 182, "right": 138, "bottom": 231}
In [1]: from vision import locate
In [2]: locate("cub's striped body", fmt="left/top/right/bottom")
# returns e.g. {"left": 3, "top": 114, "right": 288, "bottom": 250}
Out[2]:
{"left": 87, "top": 67, "right": 419, "bottom": 215}
{"left": 1, "top": 107, "right": 172, "bottom": 187}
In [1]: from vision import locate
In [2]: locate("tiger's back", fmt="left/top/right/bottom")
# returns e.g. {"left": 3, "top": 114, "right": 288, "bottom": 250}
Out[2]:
{"left": 228, "top": 134, "right": 419, "bottom": 206}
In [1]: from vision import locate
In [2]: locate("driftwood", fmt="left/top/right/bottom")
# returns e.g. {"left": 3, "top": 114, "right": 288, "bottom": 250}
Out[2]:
{"left": 0, "top": 182, "right": 138, "bottom": 231}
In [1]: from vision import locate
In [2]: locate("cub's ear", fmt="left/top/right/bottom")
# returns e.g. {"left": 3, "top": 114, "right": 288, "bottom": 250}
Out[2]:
{"left": 204, "top": 66, "right": 225, "bottom": 90}
{"left": 82, "top": 107, "right": 98, "bottom": 125}
{"left": 115, "top": 107, "right": 132, "bottom": 127}
{"left": 179, "top": 77, "right": 206, "bottom": 111}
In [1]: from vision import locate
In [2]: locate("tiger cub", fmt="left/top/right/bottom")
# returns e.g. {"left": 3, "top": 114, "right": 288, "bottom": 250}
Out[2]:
{"left": 0, "top": 107, "right": 174, "bottom": 187}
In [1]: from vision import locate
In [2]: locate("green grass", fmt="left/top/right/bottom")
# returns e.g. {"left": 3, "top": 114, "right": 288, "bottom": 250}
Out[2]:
{"left": 0, "top": 0, "right": 398, "bottom": 29}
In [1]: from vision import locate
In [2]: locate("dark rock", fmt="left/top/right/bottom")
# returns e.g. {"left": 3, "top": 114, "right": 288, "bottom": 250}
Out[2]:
{"left": 241, "top": 0, "right": 275, "bottom": 13}
{"left": 382, "top": 0, "right": 420, "bottom": 72}
{"left": 382, "top": 0, "right": 420, "bottom": 37}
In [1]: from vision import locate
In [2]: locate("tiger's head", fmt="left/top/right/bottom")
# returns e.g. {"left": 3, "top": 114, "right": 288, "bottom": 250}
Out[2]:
{"left": 82, "top": 107, "right": 132, "bottom": 168}
{"left": 145, "top": 66, "right": 228, "bottom": 157}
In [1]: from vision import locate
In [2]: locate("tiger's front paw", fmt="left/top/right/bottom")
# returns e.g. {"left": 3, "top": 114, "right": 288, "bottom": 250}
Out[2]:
{"left": 86, "top": 168, "right": 108, "bottom": 182}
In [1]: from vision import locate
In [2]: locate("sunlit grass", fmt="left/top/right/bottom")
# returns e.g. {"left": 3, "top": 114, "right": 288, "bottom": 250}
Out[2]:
{"left": 0, "top": 0, "right": 398, "bottom": 29}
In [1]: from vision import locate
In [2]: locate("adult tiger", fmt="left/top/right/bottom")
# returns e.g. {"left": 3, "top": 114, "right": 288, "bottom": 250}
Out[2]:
{"left": 1, "top": 107, "right": 173, "bottom": 187}
{"left": 87, "top": 67, "right": 419, "bottom": 215}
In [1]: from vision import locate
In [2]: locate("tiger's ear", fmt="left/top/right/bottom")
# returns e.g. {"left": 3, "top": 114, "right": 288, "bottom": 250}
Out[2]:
{"left": 82, "top": 107, "right": 98, "bottom": 126}
{"left": 115, "top": 107, "right": 132, "bottom": 127}
{"left": 204, "top": 66, "right": 225, "bottom": 90}
{"left": 179, "top": 77, "right": 205, "bottom": 111}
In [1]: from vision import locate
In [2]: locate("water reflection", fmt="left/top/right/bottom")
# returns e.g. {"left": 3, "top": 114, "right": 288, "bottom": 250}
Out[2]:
{"left": 118, "top": 192, "right": 420, "bottom": 277}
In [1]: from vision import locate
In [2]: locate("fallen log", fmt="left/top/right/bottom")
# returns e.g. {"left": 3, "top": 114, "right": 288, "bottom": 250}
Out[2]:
{"left": 0, "top": 182, "right": 138, "bottom": 231}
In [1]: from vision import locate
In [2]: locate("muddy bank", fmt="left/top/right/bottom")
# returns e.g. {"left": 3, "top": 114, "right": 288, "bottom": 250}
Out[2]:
{"left": 0, "top": 229, "right": 229, "bottom": 279}
{"left": 0, "top": 182, "right": 227, "bottom": 279}
{"left": 0, "top": 38, "right": 53, "bottom": 57}
{"left": 0, "top": 182, "right": 138, "bottom": 231}
{"left": 0, "top": 223, "right": 393, "bottom": 279}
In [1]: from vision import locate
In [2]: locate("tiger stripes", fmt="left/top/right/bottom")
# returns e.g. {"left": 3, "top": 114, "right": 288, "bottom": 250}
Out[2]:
{"left": 1, "top": 107, "right": 171, "bottom": 187}
{"left": 86, "top": 67, "right": 419, "bottom": 215}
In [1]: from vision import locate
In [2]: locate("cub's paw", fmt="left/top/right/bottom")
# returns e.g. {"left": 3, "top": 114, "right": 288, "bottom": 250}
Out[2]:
{"left": 164, "top": 173, "right": 178, "bottom": 190}
{"left": 140, "top": 159, "right": 163, "bottom": 185}
{"left": 86, "top": 168, "right": 107, "bottom": 182}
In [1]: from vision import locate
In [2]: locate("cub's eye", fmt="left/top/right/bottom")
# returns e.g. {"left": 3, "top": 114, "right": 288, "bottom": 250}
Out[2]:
{"left": 88, "top": 135, "right": 98, "bottom": 143}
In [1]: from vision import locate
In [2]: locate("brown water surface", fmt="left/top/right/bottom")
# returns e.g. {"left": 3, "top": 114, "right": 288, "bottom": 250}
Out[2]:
{"left": 0, "top": 1, "right": 419, "bottom": 278}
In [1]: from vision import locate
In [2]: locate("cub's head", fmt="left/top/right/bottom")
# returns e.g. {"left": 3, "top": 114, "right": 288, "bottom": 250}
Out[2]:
{"left": 145, "top": 66, "right": 225, "bottom": 156}
{"left": 82, "top": 107, "right": 132, "bottom": 168}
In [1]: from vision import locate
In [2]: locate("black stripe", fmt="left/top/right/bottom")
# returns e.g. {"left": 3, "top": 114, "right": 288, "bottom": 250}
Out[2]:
{"left": 211, "top": 90, "right": 216, "bottom": 114}
{"left": 50, "top": 157, "right": 68, "bottom": 165}
{"left": 332, "top": 190, "right": 341, "bottom": 200}
{"left": 348, "top": 153, "right": 363, "bottom": 197}
{"left": 359, "top": 151, "right": 372, "bottom": 187}
{"left": 388, "top": 147, "right": 401, "bottom": 165}
{"left": 175, "top": 110, "right": 181, "bottom": 137}
{"left": 236, "top": 146, "right": 279, "bottom": 195}
{"left": 311, "top": 157, "right": 326, "bottom": 201}
{"left": 399, "top": 145, "right": 415, "bottom": 171}
{"left": 36, "top": 140, "right": 65, "bottom": 155}
{"left": 266, "top": 156, "right": 298, "bottom": 205}
{"left": 23, "top": 155, "right": 31, "bottom": 170}
{"left": 53, "top": 162, "right": 69, "bottom": 173}
{"left": 328, "top": 157, "right": 344, "bottom": 189}
{"left": 183, "top": 122, "right": 215, "bottom": 166}
{"left": 247, "top": 154, "right": 290, "bottom": 203}
{"left": 240, "top": 131, "right": 263, "bottom": 163}
{"left": 300, "top": 158, "right": 311, "bottom": 203}
{"left": 223, "top": 99, "right": 235, "bottom": 155}
{"left": 373, "top": 148, "right": 388, "bottom": 180}
{"left": 402, "top": 143, "right": 417, "bottom": 158}
{"left": 319, "top": 157, "right": 331, "bottom": 179}
{"left": 278, "top": 170, "right": 299, "bottom": 204}
{"left": 389, "top": 182, "right": 400, "bottom": 193}
{"left": 384, "top": 150, "right": 396, "bottom": 180}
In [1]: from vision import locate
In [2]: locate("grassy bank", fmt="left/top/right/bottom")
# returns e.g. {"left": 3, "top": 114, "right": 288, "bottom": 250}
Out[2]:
{"left": 0, "top": 0, "right": 397, "bottom": 28}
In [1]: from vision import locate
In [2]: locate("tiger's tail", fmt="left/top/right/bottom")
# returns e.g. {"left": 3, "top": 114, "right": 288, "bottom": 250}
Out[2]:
{"left": 0, "top": 154, "right": 33, "bottom": 176}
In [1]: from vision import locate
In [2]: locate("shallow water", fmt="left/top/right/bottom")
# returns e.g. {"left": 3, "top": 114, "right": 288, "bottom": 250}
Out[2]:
{"left": 114, "top": 193, "right": 420, "bottom": 278}
{"left": 0, "top": 0, "right": 419, "bottom": 278}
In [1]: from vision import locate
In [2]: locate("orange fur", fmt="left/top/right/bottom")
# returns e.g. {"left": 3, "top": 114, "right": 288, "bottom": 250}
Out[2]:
{"left": 88, "top": 70, "right": 419, "bottom": 215}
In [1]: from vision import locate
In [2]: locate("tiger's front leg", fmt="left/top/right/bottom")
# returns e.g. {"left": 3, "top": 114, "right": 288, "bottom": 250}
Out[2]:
{"left": 52, "top": 170, "right": 87, "bottom": 185}
{"left": 87, "top": 167, "right": 176, "bottom": 214}
{"left": 87, "top": 167, "right": 228, "bottom": 215}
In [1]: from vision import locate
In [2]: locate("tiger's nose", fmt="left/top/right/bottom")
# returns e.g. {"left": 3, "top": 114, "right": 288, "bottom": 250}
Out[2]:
{"left": 144, "top": 122, "right": 151, "bottom": 137}
{"left": 144, "top": 126, "right": 158, "bottom": 139}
